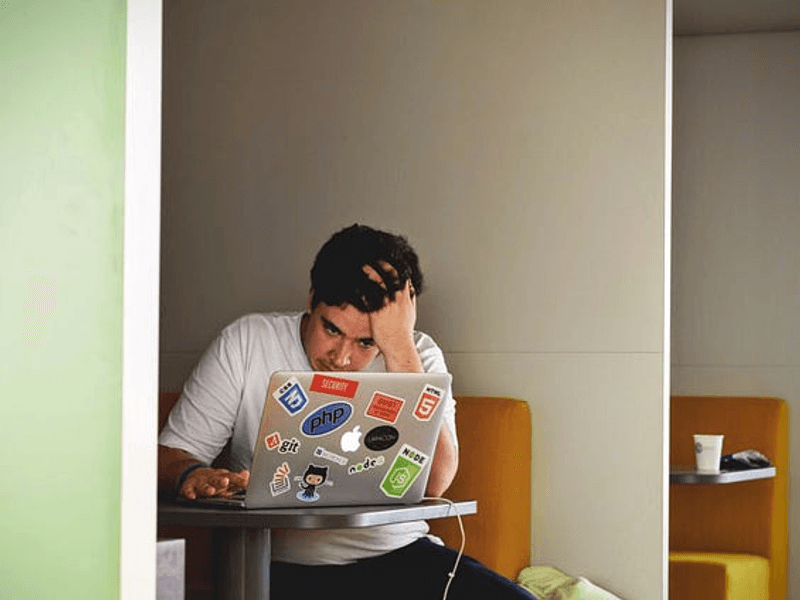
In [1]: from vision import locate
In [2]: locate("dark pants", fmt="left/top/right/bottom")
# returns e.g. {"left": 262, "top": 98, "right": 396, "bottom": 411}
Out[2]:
{"left": 271, "top": 538, "right": 539, "bottom": 600}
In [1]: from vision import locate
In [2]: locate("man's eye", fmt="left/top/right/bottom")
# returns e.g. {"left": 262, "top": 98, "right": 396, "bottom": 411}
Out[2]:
{"left": 359, "top": 339, "right": 375, "bottom": 349}
{"left": 324, "top": 324, "right": 339, "bottom": 335}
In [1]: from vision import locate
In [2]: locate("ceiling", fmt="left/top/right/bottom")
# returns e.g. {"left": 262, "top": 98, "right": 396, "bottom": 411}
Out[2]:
{"left": 674, "top": 0, "right": 800, "bottom": 35}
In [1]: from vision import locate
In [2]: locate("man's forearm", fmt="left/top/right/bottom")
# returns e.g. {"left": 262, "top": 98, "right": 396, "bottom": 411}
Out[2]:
{"left": 158, "top": 444, "right": 203, "bottom": 493}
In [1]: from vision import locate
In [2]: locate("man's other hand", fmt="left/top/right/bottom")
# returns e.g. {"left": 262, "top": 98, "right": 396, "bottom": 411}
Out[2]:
{"left": 180, "top": 467, "right": 250, "bottom": 500}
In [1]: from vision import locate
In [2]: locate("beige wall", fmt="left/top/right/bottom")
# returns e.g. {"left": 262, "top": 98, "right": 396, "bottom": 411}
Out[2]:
{"left": 161, "top": 2, "right": 669, "bottom": 598}
{"left": 672, "top": 31, "right": 800, "bottom": 599}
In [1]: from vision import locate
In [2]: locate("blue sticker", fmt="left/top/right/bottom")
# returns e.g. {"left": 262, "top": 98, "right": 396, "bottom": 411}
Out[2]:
{"left": 301, "top": 401, "right": 353, "bottom": 437}
{"left": 273, "top": 377, "right": 309, "bottom": 415}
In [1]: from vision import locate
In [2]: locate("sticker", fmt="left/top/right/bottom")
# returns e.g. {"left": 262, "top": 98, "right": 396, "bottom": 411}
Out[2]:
{"left": 310, "top": 374, "right": 359, "bottom": 398}
{"left": 340, "top": 425, "right": 362, "bottom": 453}
{"left": 269, "top": 462, "right": 291, "bottom": 496}
{"left": 277, "top": 437, "right": 301, "bottom": 454}
{"left": 413, "top": 385, "right": 444, "bottom": 421}
{"left": 365, "top": 391, "right": 405, "bottom": 424}
{"left": 264, "top": 431, "right": 281, "bottom": 450}
{"left": 380, "top": 444, "right": 429, "bottom": 498}
{"left": 301, "top": 401, "right": 353, "bottom": 437}
{"left": 314, "top": 446, "right": 348, "bottom": 465}
{"left": 347, "top": 455, "right": 385, "bottom": 475}
{"left": 364, "top": 425, "right": 399, "bottom": 451}
{"left": 273, "top": 377, "right": 309, "bottom": 415}
{"left": 295, "top": 464, "right": 333, "bottom": 502}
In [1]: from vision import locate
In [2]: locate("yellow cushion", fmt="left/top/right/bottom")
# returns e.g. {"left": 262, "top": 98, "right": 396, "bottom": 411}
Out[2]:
{"left": 670, "top": 551, "right": 769, "bottom": 600}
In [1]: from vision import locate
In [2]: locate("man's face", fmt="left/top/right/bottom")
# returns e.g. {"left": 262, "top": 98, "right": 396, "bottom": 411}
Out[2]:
{"left": 301, "top": 300, "right": 380, "bottom": 372}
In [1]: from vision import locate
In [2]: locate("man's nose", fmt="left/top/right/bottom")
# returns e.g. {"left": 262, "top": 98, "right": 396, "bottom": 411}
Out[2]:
{"left": 330, "top": 340, "right": 352, "bottom": 368}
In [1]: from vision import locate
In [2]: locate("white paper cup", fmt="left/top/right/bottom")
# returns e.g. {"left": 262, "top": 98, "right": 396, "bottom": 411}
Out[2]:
{"left": 694, "top": 434, "right": 724, "bottom": 473}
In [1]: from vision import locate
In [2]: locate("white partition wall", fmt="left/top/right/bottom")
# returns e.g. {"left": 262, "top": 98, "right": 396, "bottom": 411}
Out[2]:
{"left": 160, "top": 2, "right": 670, "bottom": 598}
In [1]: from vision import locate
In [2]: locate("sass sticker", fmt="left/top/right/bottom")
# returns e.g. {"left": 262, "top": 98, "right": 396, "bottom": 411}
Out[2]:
{"left": 264, "top": 431, "right": 281, "bottom": 450}
{"left": 365, "top": 391, "right": 405, "bottom": 424}
{"left": 295, "top": 464, "right": 333, "bottom": 502}
{"left": 413, "top": 385, "right": 444, "bottom": 421}
{"left": 364, "top": 425, "right": 399, "bottom": 451}
{"left": 269, "top": 462, "right": 291, "bottom": 496}
{"left": 273, "top": 377, "right": 309, "bottom": 415}
{"left": 380, "top": 444, "right": 429, "bottom": 498}
{"left": 310, "top": 374, "right": 359, "bottom": 398}
{"left": 347, "top": 455, "right": 385, "bottom": 475}
{"left": 313, "top": 446, "right": 348, "bottom": 466}
{"left": 301, "top": 401, "right": 353, "bottom": 437}
{"left": 340, "top": 425, "right": 362, "bottom": 453}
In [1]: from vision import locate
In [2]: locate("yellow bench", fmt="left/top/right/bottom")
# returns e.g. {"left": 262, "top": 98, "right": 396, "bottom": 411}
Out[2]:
{"left": 670, "top": 396, "right": 789, "bottom": 600}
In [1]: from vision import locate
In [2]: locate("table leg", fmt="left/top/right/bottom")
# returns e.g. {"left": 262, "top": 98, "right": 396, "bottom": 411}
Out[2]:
{"left": 216, "top": 528, "right": 271, "bottom": 600}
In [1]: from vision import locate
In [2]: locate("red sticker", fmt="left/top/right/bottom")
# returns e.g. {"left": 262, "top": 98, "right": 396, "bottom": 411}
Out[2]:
{"left": 310, "top": 374, "right": 359, "bottom": 398}
{"left": 413, "top": 385, "right": 444, "bottom": 421}
{"left": 366, "top": 391, "right": 405, "bottom": 424}
{"left": 265, "top": 431, "right": 282, "bottom": 450}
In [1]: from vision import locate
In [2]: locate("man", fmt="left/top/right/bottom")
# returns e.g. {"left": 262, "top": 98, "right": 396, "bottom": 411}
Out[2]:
{"left": 159, "top": 224, "right": 536, "bottom": 599}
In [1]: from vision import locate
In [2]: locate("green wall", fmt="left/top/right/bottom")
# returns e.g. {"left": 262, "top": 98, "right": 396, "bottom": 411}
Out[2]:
{"left": 0, "top": 1, "right": 127, "bottom": 598}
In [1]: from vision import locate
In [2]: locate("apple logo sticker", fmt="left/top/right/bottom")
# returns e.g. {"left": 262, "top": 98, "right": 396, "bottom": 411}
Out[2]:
{"left": 340, "top": 425, "right": 362, "bottom": 453}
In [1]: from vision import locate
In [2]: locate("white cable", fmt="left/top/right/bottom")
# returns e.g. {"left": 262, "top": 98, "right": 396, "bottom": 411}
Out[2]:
{"left": 423, "top": 497, "right": 466, "bottom": 600}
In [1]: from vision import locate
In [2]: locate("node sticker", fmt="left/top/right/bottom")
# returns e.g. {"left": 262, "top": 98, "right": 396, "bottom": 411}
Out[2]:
{"left": 310, "top": 374, "right": 359, "bottom": 398}
{"left": 269, "top": 462, "right": 291, "bottom": 496}
{"left": 365, "top": 391, "right": 405, "bottom": 424}
{"left": 364, "top": 425, "right": 399, "bottom": 451}
{"left": 313, "top": 445, "right": 348, "bottom": 466}
{"left": 347, "top": 455, "right": 385, "bottom": 475}
{"left": 379, "top": 444, "right": 429, "bottom": 498}
{"left": 413, "top": 385, "right": 444, "bottom": 421}
{"left": 273, "top": 377, "right": 309, "bottom": 415}
{"left": 295, "top": 464, "right": 333, "bottom": 502}
{"left": 301, "top": 401, "right": 353, "bottom": 437}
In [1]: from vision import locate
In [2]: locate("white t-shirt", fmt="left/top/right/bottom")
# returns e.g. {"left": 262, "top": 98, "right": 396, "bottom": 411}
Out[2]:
{"left": 159, "top": 312, "right": 457, "bottom": 565}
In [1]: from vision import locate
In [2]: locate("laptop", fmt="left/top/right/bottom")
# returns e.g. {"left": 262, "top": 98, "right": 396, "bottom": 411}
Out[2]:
{"left": 188, "top": 370, "right": 451, "bottom": 509}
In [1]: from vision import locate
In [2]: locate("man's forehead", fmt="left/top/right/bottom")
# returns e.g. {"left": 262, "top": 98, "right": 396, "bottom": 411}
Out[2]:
{"left": 318, "top": 304, "right": 373, "bottom": 338}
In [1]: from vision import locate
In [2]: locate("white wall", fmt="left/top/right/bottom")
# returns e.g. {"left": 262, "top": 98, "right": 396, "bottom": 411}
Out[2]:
{"left": 672, "top": 31, "right": 800, "bottom": 599}
{"left": 160, "top": 2, "right": 669, "bottom": 598}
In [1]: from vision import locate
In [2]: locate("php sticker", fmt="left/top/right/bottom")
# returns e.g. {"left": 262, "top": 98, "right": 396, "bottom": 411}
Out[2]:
{"left": 364, "top": 425, "right": 399, "bottom": 451}
{"left": 379, "top": 444, "right": 429, "bottom": 498}
{"left": 313, "top": 446, "right": 348, "bottom": 466}
{"left": 301, "top": 401, "right": 353, "bottom": 437}
{"left": 269, "top": 462, "right": 291, "bottom": 496}
{"left": 310, "top": 374, "right": 359, "bottom": 398}
{"left": 413, "top": 385, "right": 444, "bottom": 421}
{"left": 365, "top": 391, "right": 405, "bottom": 424}
{"left": 273, "top": 377, "right": 309, "bottom": 415}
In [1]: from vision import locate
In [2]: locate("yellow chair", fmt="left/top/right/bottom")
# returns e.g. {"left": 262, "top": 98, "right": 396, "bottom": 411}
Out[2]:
{"left": 670, "top": 396, "right": 789, "bottom": 600}
{"left": 428, "top": 396, "right": 532, "bottom": 580}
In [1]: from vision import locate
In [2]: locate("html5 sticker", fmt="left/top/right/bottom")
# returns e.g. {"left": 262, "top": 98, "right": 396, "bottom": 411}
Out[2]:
{"left": 310, "top": 374, "right": 359, "bottom": 398}
{"left": 413, "top": 385, "right": 444, "bottom": 421}
{"left": 365, "top": 391, "right": 405, "bottom": 424}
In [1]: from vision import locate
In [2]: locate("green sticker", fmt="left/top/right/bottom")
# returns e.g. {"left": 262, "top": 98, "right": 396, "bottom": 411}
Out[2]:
{"left": 380, "top": 444, "right": 429, "bottom": 498}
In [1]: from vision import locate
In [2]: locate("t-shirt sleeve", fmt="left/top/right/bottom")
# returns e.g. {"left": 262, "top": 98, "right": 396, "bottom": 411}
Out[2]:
{"left": 158, "top": 320, "right": 248, "bottom": 464}
{"left": 415, "top": 332, "right": 458, "bottom": 449}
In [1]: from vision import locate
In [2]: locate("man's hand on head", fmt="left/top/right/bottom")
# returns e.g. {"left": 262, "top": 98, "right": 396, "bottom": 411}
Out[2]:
{"left": 179, "top": 467, "right": 250, "bottom": 500}
{"left": 362, "top": 262, "right": 423, "bottom": 373}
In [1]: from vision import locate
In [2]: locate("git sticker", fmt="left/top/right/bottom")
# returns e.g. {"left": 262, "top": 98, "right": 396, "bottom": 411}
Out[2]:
{"left": 273, "top": 377, "right": 309, "bottom": 415}
{"left": 365, "top": 391, "right": 405, "bottom": 424}
{"left": 379, "top": 444, "right": 429, "bottom": 498}
{"left": 264, "top": 431, "right": 282, "bottom": 450}
{"left": 413, "top": 385, "right": 444, "bottom": 421}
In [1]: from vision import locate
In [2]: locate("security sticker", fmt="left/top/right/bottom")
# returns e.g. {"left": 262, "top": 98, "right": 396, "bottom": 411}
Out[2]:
{"left": 347, "top": 455, "right": 385, "bottom": 475}
{"left": 413, "top": 385, "right": 444, "bottom": 421}
{"left": 295, "top": 464, "right": 333, "bottom": 502}
{"left": 273, "top": 377, "right": 309, "bottom": 415}
{"left": 313, "top": 445, "right": 348, "bottom": 466}
{"left": 379, "top": 444, "right": 429, "bottom": 498}
{"left": 264, "top": 431, "right": 282, "bottom": 450}
{"left": 310, "top": 374, "right": 359, "bottom": 398}
{"left": 270, "top": 462, "right": 291, "bottom": 496}
{"left": 365, "top": 391, "right": 405, "bottom": 424}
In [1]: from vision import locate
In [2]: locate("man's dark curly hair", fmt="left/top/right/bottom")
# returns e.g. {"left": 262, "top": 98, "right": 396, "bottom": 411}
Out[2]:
{"left": 310, "top": 224, "right": 424, "bottom": 313}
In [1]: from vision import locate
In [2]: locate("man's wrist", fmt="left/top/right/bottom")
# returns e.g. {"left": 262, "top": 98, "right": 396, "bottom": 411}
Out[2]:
{"left": 175, "top": 462, "right": 207, "bottom": 495}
